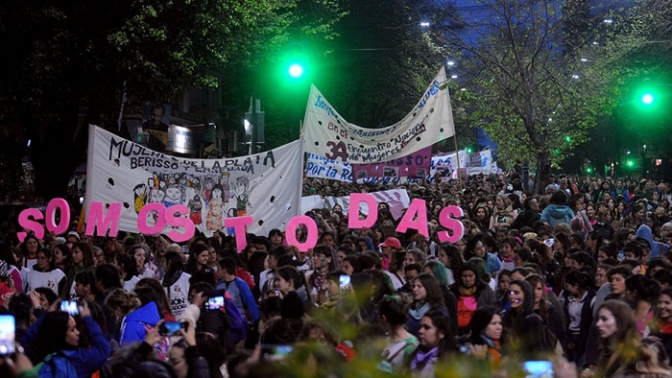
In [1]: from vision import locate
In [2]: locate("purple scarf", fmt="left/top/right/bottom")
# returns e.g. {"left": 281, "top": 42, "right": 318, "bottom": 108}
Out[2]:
{"left": 410, "top": 346, "right": 439, "bottom": 372}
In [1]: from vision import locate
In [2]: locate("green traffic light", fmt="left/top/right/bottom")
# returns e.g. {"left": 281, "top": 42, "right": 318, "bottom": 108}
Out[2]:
{"left": 586, "top": 167, "right": 593, "bottom": 173}
{"left": 626, "top": 160, "right": 634, "bottom": 167}
{"left": 565, "top": 136, "right": 571, "bottom": 143}
{"left": 642, "top": 94, "right": 654, "bottom": 104}
{"left": 288, "top": 64, "right": 304, "bottom": 78}
{"left": 466, "top": 147, "right": 473, "bottom": 153}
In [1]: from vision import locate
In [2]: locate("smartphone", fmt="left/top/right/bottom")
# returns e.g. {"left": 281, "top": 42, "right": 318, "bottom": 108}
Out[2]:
{"left": 339, "top": 275, "right": 351, "bottom": 292}
{"left": 0, "top": 315, "right": 15, "bottom": 356}
{"left": 206, "top": 295, "right": 225, "bottom": 311}
{"left": 60, "top": 301, "right": 79, "bottom": 316}
{"left": 523, "top": 360, "right": 554, "bottom": 378}
{"left": 261, "top": 344, "right": 293, "bottom": 361}
{"left": 159, "top": 321, "right": 188, "bottom": 336}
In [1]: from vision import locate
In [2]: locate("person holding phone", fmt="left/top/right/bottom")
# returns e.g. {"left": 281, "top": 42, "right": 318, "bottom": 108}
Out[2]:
{"left": 167, "top": 320, "right": 211, "bottom": 378}
{"left": 22, "top": 300, "right": 111, "bottom": 378}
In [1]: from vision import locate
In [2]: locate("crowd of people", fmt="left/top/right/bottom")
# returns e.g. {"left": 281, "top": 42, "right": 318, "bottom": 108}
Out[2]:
{"left": 0, "top": 172, "right": 672, "bottom": 377}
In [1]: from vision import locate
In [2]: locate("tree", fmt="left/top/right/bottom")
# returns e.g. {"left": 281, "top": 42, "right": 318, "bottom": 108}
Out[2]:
{"left": 0, "top": 0, "right": 344, "bottom": 199}
{"left": 432, "top": 0, "right": 640, "bottom": 192}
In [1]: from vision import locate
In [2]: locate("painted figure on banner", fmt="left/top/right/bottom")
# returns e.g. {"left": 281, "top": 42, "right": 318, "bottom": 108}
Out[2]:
{"left": 206, "top": 184, "right": 224, "bottom": 231}
{"left": 133, "top": 183, "right": 149, "bottom": 213}
{"left": 186, "top": 186, "right": 203, "bottom": 226}
{"left": 163, "top": 185, "right": 183, "bottom": 208}
{"left": 234, "top": 176, "right": 251, "bottom": 216}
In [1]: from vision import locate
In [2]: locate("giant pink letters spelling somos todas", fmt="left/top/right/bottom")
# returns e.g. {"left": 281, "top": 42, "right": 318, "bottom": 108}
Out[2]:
{"left": 17, "top": 194, "right": 465, "bottom": 251}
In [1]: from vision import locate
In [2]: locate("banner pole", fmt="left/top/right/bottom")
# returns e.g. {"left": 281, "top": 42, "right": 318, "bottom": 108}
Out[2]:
{"left": 453, "top": 134, "right": 463, "bottom": 190}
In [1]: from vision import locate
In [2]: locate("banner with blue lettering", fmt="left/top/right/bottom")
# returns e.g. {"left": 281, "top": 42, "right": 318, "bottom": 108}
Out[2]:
{"left": 305, "top": 153, "right": 352, "bottom": 182}
{"left": 302, "top": 67, "right": 454, "bottom": 164}
{"left": 85, "top": 125, "right": 303, "bottom": 237}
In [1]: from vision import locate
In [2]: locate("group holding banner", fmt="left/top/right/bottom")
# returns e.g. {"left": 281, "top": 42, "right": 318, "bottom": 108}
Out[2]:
{"left": 83, "top": 66, "right": 473, "bottom": 239}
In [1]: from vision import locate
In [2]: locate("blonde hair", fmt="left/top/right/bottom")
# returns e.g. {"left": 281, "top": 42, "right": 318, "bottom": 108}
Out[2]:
{"left": 106, "top": 290, "right": 141, "bottom": 317}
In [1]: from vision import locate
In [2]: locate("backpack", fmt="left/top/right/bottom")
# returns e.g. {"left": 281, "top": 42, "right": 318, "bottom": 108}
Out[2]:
{"left": 38, "top": 350, "right": 77, "bottom": 378}
{"left": 223, "top": 292, "right": 248, "bottom": 344}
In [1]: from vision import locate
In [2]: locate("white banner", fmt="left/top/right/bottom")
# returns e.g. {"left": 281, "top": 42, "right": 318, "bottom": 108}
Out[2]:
{"left": 305, "top": 153, "right": 352, "bottom": 182}
{"left": 302, "top": 189, "right": 410, "bottom": 220}
{"left": 428, "top": 150, "right": 494, "bottom": 181}
{"left": 85, "top": 125, "right": 303, "bottom": 237}
{"left": 302, "top": 67, "right": 454, "bottom": 164}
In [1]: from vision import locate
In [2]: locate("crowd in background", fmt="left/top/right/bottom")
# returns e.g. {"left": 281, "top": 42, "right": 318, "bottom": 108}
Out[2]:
{"left": 0, "top": 172, "right": 672, "bottom": 377}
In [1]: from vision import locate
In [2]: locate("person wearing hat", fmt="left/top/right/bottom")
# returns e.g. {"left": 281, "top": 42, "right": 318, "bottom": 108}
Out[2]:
{"left": 67, "top": 231, "right": 81, "bottom": 244}
{"left": 380, "top": 237, "right": 402, "bottom": 272}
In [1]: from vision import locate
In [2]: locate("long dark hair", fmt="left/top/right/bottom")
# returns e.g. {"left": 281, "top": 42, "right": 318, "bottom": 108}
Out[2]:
{"left": 73, "top": 242, "right": 95, "bottom": 268}
{"left": 417, "top": 309, "right": 456, "bottom": 355}
{"left": 412, "top": 273, "right": 445, "bottom": 310}
{"left": 469, "top": 306, "right": 502, "bottom": 344}
{"left": 34, "top": 311, "right": 73, "bottom": 362}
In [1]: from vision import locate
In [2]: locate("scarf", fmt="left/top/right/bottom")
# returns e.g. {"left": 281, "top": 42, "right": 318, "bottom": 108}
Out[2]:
{"left": 458, "top": 285, "right": 477, "bottom": 297}
{"left": 408, "top": 302, "right": 431, "bottom": 320}
{"left": 501, "top": 255, "right": 514, "bottom": 263}
{"left": 496, "top": 205, "right": 513, "bottom": 218}
{"left": 410, "top": 346, "right": 439, "bottom": 371}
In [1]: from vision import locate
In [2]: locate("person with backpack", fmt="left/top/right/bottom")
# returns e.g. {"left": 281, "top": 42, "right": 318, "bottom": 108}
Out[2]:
{"left": 215, "top": 257, "right": 260, "bottom": 323}
{"left": 22, "top": 300, "right": 111, "bottom": 378}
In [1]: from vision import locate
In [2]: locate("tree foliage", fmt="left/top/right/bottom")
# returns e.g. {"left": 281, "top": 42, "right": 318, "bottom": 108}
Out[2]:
{"left": 0, "top": 0, "right": 344, "bottom": 198}
{"left": 429, "top": 0, "right": 643, "bottom": 192}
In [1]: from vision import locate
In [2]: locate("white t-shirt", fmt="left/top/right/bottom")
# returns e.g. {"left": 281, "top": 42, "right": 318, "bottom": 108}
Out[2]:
{"left": 123, "top": 275, "right": 142, "bottom": 292}
{"left": 165, "top": 272, "right": 191, "bottom": 317}
{"left": 383, "top": 270, "right": 404, "bottom": 291}
{"left": 25, "top": 269, "right": 66, "bottom": 295}
{"left": 24, "top": 258, "right": 38, "bottom": 271}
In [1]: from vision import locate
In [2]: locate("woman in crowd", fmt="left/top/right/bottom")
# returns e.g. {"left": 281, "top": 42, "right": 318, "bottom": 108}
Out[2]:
{"left": 20, "top": 234, "right": 41, "bottom": 270}
{"left": 167, "top": 322, "right": 211, "bottom": 378}
{"left": 562, "top": 269, "right": 596, "bottom": 366}
{"left": 53, "top": 243, "right": 73, "bottom": 273}
{"left": 386, "top": 250, "right": 407, "bottom": 291}
{"left": 490, "top": 195, "right": 516, "bottom": 230}
{"left": 404, "top": 249, "right": 427, "bottom": 271}
{"left": 606, "top": 265, "right": 633, "bottom": 301}
{"left": 464, "top": 237, "right": 502, "bottom": 277}
{"left": 464, "top": 306, "right": 504, "bottom": 367}
{"left": 62, "top": 242, "right": 95, "bottom": 300}
{"left": 406, "top": 273, "right": 448, "bottom": 337}
{"left": 438, "top": 243, "right": 463, "bottom": 286}
{"left": 25, "top": 301, "right": 111, "bottom": 378}
{"left": 162, "top": 251, "right": 192, "bottom": 317}
{"left": 408, "top": 309, "right": 456, "bottom": 378}
{"left": 25, "top": 247, "right": 66, "bottom": 295}
{"left": 526, "top": 274, "right": 569, "bottom": 355}
{"left": 275, "top": 265, "right": 314, "bottom": 311}
{"left": 132, "top": 244, "right": 158, "bottom": 279}
{"left": 184, "top": 244, "right": 213, "bottom": 277}
{"left": 307, "top": 245, "right": 338, "bottom": 305}
{"left": 451, "top": 261, "right": 496, "bottom": 335}
{"left": 378, "top": 295, "right": 419, "bottom": 374}
{"left": 581, "top": 300, "right": 641, "bottom": 377}
{"left": 652, "top": 287, "right": 672, "bottom": 364}
{"left": 625, "top": 274, "right": 660, "bottom": 336}
{"left": 502, "top": 279, "right": 549, "bottom": 355}
{"left": 116, "top": 253, "right": 141, "bottom": 292}
{"left": 118, "top": 287, "right": 163, "bottom": 347}
{"left": 423, "top": 260, "right": 458, "bottom": 332}
{"left": 472, "top": 205, "right": 491, "bottom": 232}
